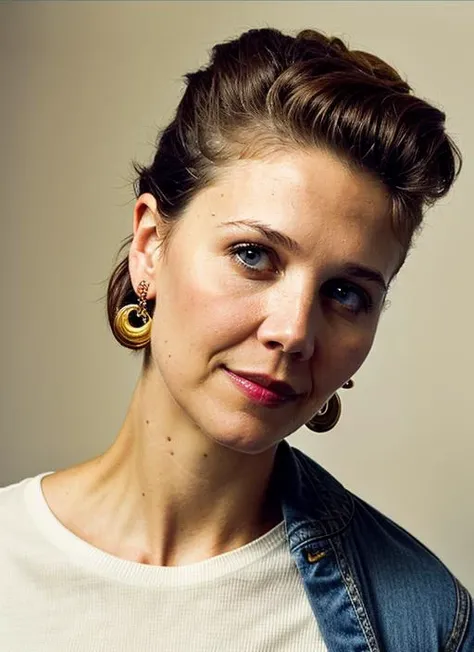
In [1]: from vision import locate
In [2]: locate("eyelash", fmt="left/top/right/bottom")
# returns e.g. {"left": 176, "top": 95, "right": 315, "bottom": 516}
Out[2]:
{"left": 323, "top": 280, "right": 373, "bottom": 314}
{"left": 229, "top": 242, "right": 373, "bottom": 315}
{"left": 230, "top": 242, "right": 275, "bottom": 273}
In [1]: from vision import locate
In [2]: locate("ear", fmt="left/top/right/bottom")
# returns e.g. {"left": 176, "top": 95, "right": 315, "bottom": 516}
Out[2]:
{"left": 128, "top": 193, "right": 164, "bottom": 300}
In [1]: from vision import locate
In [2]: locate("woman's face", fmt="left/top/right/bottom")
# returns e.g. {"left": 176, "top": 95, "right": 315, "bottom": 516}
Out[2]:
{"left": 135, "top": 148, "right": 402, "bottom": 454}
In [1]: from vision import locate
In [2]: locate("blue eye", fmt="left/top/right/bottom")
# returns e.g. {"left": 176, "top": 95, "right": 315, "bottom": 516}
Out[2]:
{"left": 323, "top": 280, "right": 372, "bottom": 314}
{"left": 231, "top": 243, "right": 273, "bottom": 272}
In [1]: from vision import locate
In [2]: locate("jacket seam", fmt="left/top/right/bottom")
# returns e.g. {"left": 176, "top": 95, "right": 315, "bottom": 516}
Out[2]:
{"left": 444, "top": 576, "right": 472, "bottom": 652}
{"left": 287, "top": 518, "right": 352, "bottom": 552}
{"left": 331, "top": 536, "right": 381, "bottom": 652}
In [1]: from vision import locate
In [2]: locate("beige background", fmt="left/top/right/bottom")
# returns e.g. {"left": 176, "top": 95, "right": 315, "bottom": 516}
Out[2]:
{"left": 1, "top": 1, "right": 473, "bottom": 592}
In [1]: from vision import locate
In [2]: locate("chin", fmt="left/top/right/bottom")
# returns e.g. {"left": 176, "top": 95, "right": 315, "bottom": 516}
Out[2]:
{"left": 203, "top": 417, "right": 285, "bottom": 456}
{"left": 215, "top": 436, "right": 279, "bottom": 456}
{"left": 186, "top": 389, "right": 300, "bottom": 454}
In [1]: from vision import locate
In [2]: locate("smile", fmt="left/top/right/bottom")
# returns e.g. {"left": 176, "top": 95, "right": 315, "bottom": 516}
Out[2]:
{"left": 222, "top": 367, "right": 299, "bottom": 407}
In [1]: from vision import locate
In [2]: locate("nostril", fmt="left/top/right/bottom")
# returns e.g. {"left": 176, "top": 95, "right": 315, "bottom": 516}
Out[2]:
{"left": 266, "top": 341, "right": 281, "bottom": 350}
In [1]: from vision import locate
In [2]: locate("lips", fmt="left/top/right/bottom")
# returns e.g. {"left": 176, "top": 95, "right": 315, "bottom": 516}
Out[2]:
{"left": 234, "top": 373, "right": 296, "bottom": 397}
{"left": 223, "top": 367, "right": 299, "bottom": 399}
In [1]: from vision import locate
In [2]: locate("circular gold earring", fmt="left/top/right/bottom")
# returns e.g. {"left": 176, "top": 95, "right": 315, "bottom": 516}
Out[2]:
{"left": 305, "top": 379, "right": 354, "bottom": 433}
{"left": 113, "top": 280, "right": 152, "bottom": 349}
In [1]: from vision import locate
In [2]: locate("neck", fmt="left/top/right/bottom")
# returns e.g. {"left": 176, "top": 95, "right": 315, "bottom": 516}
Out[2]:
{"left": 61, "top": 372, "right": 283, "bottom": 566}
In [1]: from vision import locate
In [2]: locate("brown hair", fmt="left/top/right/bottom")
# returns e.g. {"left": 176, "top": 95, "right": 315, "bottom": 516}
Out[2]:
{"left": 107, "top": 27, "right": 461, "bottom": 361}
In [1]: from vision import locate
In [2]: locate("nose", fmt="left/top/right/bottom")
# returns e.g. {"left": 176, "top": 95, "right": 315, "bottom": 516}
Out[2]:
{"left": 256, "top": 287, "right": 320, "bottom": 362}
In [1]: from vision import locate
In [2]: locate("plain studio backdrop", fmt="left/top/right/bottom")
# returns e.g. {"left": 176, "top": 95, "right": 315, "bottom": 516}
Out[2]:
{"left": 1, "top": 1, "right": 473, "bottom": 592}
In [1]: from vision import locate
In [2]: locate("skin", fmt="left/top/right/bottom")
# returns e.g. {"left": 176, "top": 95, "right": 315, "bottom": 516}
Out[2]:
{"left": 42, "top": 148, "right": 403, "bottom": 566}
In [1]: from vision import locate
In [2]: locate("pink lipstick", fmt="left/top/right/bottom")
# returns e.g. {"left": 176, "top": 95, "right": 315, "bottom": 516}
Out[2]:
{"left": 223, "top": 368, "right": 297, "bottom": 407}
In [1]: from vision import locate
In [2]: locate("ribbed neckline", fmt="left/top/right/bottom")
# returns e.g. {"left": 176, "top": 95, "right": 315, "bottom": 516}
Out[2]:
{"left": 24, "top": 472, "right": 287, "bottom": 588}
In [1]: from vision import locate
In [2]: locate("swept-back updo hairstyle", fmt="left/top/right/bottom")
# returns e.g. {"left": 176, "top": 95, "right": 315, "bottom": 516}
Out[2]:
{"left": 107, "top": 27, "right": 461, "bottom": 362}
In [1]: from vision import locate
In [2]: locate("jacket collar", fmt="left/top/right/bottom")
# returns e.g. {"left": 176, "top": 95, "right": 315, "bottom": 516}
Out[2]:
{"left": 274, "top": 440, "right": 355, "bottom": 550}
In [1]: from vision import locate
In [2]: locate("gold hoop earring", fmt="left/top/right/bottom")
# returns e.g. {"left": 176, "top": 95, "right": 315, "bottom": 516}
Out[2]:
{"left": 305, "top": 379, "right": 354, "bottom": 433}
{"left": 305, "top": 394, "right": 342, "bottom": 433}
{"left": 113, "top": 280, "right": 152, "bottom": 349}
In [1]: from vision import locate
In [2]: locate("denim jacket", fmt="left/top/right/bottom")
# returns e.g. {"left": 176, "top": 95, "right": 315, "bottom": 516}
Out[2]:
{"left": 276, "top": 441, "right": 473, "bottom": 651}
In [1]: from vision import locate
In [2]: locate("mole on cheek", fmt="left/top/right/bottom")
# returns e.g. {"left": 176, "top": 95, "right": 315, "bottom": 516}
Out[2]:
{"left": 167, "top": 437, "right": 172, "bottom": 442}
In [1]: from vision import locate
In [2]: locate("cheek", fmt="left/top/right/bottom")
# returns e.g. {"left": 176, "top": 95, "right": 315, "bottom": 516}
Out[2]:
{"left": 318, "top": 323, "right": 377, "bottom": 384}
{"left": 151, "top": 253, "right": 256, "bottom": 365}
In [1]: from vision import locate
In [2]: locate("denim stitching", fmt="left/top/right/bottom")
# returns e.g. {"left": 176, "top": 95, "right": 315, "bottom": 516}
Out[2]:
{"left": 331, "top": 536, "right": 381, "bottom": 652}
{"left": 444, "top": 577, "right": 472, "bottom": 652}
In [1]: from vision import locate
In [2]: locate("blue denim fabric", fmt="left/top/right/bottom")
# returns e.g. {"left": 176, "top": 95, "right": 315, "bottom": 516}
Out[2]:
{"left": 276, "top": 441, "right": 473, "bottom": 651}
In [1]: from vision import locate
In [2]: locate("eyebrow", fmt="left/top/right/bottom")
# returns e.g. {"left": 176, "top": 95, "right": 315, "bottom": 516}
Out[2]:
{"left": 219, "top": 219, "right": 388, "bottom": 293}
{"left": 342, "top": 264, "right": 388, "bottom": 294}
{"left": 219, "top": 219, "right": 302, "bottom": 254}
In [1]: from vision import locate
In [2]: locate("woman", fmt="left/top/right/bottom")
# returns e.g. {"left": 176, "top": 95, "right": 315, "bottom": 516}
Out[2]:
{"left": 1, "top": 27, "right": 472, "bottom": 651}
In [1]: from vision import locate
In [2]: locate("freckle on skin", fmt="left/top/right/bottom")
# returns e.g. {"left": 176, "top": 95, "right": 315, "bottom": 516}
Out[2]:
{"left": 167, "top": 437, "right": 172, "bottom": 442}
{"left": 203, "top": 453, "right": 208, "bottom": 458}
{"left": 170, "top": 451, "right": 174, "bottom": 456}
{"left": 142, "top": 492, "right": 145, "bottom": 497}
{"left": 146, "top": 420, "right": 149, "bottom": 425}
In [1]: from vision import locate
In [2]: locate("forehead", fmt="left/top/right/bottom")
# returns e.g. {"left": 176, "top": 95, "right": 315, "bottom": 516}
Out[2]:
{"left": 186, "top": 149, "right": 403, "bottom": 279}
